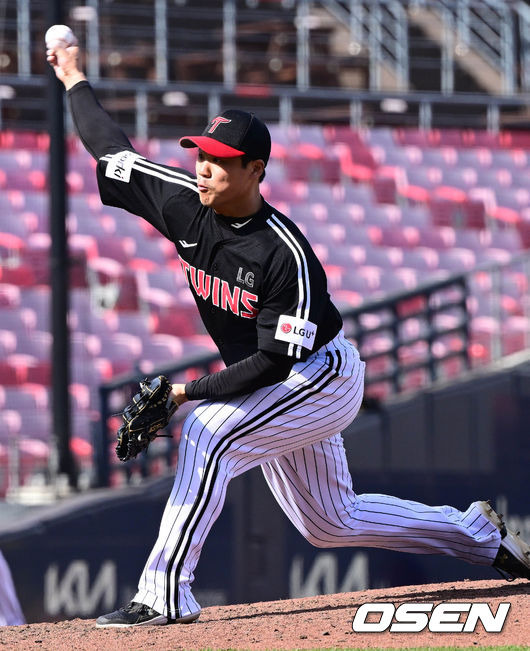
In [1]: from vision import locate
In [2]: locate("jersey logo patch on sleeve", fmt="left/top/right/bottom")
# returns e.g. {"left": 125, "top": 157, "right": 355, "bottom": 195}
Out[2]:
{"left": 105, "top": 150, "right": 144, "bottom": 183}
{"left": 275, "top": 315, "right": 317, "bottom": 351}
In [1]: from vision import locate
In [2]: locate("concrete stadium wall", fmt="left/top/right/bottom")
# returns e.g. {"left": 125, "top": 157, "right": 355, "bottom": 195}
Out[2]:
{"left": 1, "top": 358, "right": 528, "bottom": 623}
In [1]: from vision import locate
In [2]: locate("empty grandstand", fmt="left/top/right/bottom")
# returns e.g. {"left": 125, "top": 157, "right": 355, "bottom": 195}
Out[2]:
{"left": 0, "top": 0, "right": 528, "bottom": 494}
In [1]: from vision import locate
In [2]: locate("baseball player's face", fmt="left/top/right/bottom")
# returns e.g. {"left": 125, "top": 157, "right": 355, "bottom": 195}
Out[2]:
{"left": 195, "top": 150, "right": 261, "bottom": 217}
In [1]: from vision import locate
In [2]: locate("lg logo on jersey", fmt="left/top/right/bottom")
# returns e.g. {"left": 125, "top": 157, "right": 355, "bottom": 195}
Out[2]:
{"left": 236, "top": 266, "right": 254, "bottom": 288}
{"left": 351, "top": 602, "right": 510, "bottom": 633}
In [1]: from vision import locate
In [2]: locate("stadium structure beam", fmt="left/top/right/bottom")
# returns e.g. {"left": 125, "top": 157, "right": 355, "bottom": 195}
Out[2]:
{"left": 47, "top": 0, "right": 78, "bottom": 490}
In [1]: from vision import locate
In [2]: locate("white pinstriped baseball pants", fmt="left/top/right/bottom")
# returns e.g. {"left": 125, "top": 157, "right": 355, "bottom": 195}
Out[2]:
{"left": 133, "top": 332, "right": 501, "bottom": 620}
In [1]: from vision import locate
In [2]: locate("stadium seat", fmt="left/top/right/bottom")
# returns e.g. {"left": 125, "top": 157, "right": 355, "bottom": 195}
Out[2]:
{"left": 380, "top": 225, "right": 420, "bottom": 249}
{"left": 68, "top": 212, "right": 115, "bottom": 238}
{"left": 0, "top": 358, "right": 28, "bottom": 385}
{"left": 304, "top": 222, "right": 346, "bottom": 247}
{"left": 98, "top": 332, "right": 143, "bottom": 375}
{"left": 0, "top": 211, "right": 32, "bottom": 239}
{"left": 14, "top": 330, "right": 52, "bottom": 358}
{"left": 0, "top": 264, "right": 36, "bottom": 287}
{"left": 457, "top": 147, "right": 492, "bottom": 168}
{"left": 19, "top": 233, "right": 51, "bottom": 284}
{"left": 113, "top": 311, "right": 155, "bottom": 338}
{"left": 24, "top": 358, "right": 52, "bottom": 385}
{"left": 71, "top": 332, "right": 102, "bottom": 360}
{"left": 0, "top": 306, "right": 37, "bottom": 333}
{"left": 372, "top": 175, "right": 397, "bottom": 204}
{"left": 470, "top": 316, "right": 501, "bottom": 364}
{"left": 69, "top": 383, "right": 92, "bottom": 411}
{"left": 441, "top": 167, "right": 478, "bottom": 190}
{"left": 96, "top": 234, "right": 137, "bottom": 265}
{"left": 0, "top": 232, "right": 25, "bottom": 264}
{"left": 429, "top": 196, "right": 462, "bottom": 228}
{"left": 374, "top": 144, "right": 422, "bottom": 168}
{"left": 399, "top": 205, "right": 431, "bottom": 229}
{"left": 461, "top": 199, "right": 487, "bottom": 229}
{"left": 501, "top": 316, "right": 530, "bottom": 355}
{"left": 0, "top": 131, "right": 48, "bottom": 151}
{"left": 400, "top": 247, "right": 440, "bottom": 271}
{"left": 303, "top": 182, "right": 338, "bottom": 204}
{"left": 0, "top": 410, "right": 22, "bottom": 442}
{"left": 363, "top": 204, "right": 401, "bottom": 228}
{"left": 141, "top": 333, "right": 184, "bottom": 365}
{"left": 0, "top": 189, "right": 25, "bottom": 213}
{"left": 364, "top": 246, "right": 403, "bottom": 269}
{"left": 87, "top": 257, "right": 140, "bottom": 311}
{"left": 151, "top": 300, "right": 203, "bottom": 338}
{"left": 453, "top": 229, "right": 492, "bottom": 251}
{"left": 394, "top": 128, "right": 431, "bottom": 147}
{"left": 417, "top": 226, "right": 456, "bottom": 250}
{"left": 17, "top": 409, "right": 52, "bottom": 441}
{"left": 71, "top": 357, "right": 113, "bottom": 387}
{"left": 138, "top": 267, "right": 188, "bottom": 297}
{"left": 0, "top": 330, "right": 17, "bottom": 357}
{"left": 437, "top": 248, "right": 477, "bottom": 272}
{"left": 421, "top": 147, "right": 458, "bottom": 167}
{"left": 492, "top": 228, "right": 523, "bottom": 252}
{"left": 341, "top": 182, "right": 377, "bottom": 205}
{"left": 331, "top": 244, "right": 364, "bottom": 268}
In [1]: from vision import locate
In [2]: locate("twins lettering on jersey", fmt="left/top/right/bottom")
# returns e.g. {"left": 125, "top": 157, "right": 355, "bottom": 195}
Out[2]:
{"left": 275, "top": 315, "right": 317, "bottom": 351}
{"left": 179, "top": 258, "right": 258, "bottom": 319}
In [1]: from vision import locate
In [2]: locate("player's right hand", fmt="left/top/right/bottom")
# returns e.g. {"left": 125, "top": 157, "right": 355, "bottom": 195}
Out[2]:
{"left": 46, "top": 44, "right": 86, "bottom": 91}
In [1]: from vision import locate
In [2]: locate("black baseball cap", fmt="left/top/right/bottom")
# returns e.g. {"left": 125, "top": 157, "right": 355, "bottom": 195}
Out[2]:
{"left": 179, "top": 109, "right": 271, "bottom": 165}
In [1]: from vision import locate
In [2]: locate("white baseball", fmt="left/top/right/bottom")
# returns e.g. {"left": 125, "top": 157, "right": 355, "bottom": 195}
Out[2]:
{"left": 45, "top": 24, "right": 78, "bottom": 50}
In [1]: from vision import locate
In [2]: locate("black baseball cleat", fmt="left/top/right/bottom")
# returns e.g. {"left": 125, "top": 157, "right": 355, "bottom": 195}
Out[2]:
{"left": 96, "top": 601, "right": 168, "bottom": 627}
{"left": 476, "top": 501, "right": 530, "bottom": 581}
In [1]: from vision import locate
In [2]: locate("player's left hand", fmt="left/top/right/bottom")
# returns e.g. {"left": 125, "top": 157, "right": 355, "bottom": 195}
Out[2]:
{"left": 115, "top": 375, "right": 178, "bottom": 462}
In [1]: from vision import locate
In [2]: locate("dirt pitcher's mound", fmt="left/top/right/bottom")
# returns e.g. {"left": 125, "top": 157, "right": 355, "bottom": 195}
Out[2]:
{"left": 4, "top": 578, "right": 529, "bottom": 650}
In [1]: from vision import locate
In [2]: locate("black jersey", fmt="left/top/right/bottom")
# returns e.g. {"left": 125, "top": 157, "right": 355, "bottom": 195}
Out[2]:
{"left": 96, "top": 150, "right": 342, "bottom": 366}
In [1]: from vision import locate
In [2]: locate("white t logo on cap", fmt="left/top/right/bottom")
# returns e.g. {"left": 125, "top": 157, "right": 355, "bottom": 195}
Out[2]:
{"left": 208, "top": 117, "right": 232, "bottom": 134}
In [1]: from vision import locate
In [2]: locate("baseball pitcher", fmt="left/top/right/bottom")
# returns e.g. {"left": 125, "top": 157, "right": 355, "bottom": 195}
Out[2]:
{"left": 47, "top": 29, "right": 530, "bottom": 627}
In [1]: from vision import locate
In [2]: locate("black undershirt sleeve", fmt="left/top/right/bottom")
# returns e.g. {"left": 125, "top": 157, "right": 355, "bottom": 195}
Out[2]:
{"left": 67, "top": 81, "right": 133, "bottom": 160}
{"left": 184, "top": 350, "right": 294, "bottom": 401}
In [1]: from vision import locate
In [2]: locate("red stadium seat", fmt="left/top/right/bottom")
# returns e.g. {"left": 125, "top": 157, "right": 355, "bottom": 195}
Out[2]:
{"left": 461, "top": 199, "right": 487, "bottom": 229}
{"left": 372, "top": 175, "right": 397, "bottom": 204}
{"left": 501, "top": 316, "right": 530, "bottom": 355}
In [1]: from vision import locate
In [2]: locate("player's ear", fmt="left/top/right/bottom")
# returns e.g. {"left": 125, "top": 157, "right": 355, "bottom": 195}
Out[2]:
{"left": 252, "top": 159, "right": 265, "bottom": 178}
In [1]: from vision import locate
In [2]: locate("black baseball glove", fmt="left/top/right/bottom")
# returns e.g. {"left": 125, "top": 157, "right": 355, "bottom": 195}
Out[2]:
{"left": 115, "top": 375, "right": 178, "bottom": 462}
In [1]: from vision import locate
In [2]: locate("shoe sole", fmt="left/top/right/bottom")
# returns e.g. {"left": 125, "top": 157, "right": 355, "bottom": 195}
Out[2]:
{"left": 95, "top": 614, "right": 168, "bottom": 628}
{"left": 476, "top": 500, "right": 530, "bottom": 571}
{"left": 173, "top": 611, "right": 201, "bottom": 624}
{"left": 95, "top": 611, "right": 201, "bottom": 628}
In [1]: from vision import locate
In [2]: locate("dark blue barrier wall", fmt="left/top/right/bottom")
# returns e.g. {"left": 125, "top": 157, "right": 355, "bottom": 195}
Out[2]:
{"left": 0, "top": 477, "right": 239, "bottom": 623}
{"left": 1, "top": 359, "right": 528, "bottom": 622}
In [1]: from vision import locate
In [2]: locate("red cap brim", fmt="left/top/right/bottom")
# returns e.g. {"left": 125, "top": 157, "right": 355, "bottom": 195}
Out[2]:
{"left": 179, "top": 136, "right": 245, "bottom": 158}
